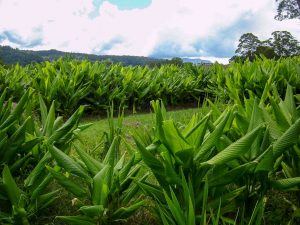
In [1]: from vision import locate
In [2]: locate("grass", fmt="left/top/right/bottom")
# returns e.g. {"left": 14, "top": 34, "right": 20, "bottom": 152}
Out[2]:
{"left": 76, "top": 106, "right": 212, "bottom": 152}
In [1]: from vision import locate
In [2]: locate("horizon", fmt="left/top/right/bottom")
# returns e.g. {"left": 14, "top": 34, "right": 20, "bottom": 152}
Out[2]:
{"left": 0, "top": 0, "right": 299, "bottom": 64}
{"left": 2, "top": 44, "right": 227, "bottom": 63}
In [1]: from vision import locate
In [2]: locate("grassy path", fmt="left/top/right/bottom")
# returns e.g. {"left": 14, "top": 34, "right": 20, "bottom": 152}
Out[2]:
{"left": 76, "top": 106, "right": 211, "bottom": 152}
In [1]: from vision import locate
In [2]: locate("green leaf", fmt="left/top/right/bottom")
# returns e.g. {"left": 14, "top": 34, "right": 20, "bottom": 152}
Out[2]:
{"left": 31, "top": 174, "right": 53, "bottom": 200}
{"left": 134, "top": 138, "right": 166, "bottom": 185}
{"left": 56, "top": 215, "right": 95, "bottom": 225}
{"left": 43, "top": 101, "right": 56, "bottom": 137}
{"left": 162, "top": 120, "right": 193, "bottom": 165}
{"left": 48, "top": 145, "right": 91, "bottom": 181}
{"left": 201, "top": 125, "right": 263, "bottom": 167}
{"left": 0, "top": 89, "right": 29, "bottom": 130}
{"left": 2, "top": 165, "right": 21, "bottom": 206}
{"left": 122, "top": 173, "right": 148, "bottom": 204}
{"left": 79, "top": 205, "right": 105, "bottom": 218}
{"left": 73, "top": 144, "right": 103, "bottom": 176}
{"left": 48, "top": 105, "right": 84, "bottom": 144}
{"left": 92, "top": 165, "right": 111, "bottom": 206}
{"left": 46, "top": 166, "right": 86, "bottom": 197}
{"left": 25, "top": 152, "right": 51, "bottom": 187}
{"left": 283, "top": 84, "right": 298, "bottom": 122}
{"left": 273, "top": 117, "right": 300, "bottom": 158}
{"left": 38, "top": 93, "right": 48, "bottom": 125}
{"left": 0, "top": 87, "right": 8, "bottom": 116}
{"left": 118, "top": 155, "right": 135, "bottom": 183}
{"left": 137, "top": 181, "right": 165, "bottom": 202}
{"left": 248, "top": 198, "right": 266, "bottom": 225}
{"left": 255, "top": 146, "right": 273, "bottom": 173}
{"left": 201, "top": 176, "right": 208, "bottom": 225}
{"left": 183, "top": 113, "right": 210, "bottom": 149}
{"left": 271, "top": 177, "right": 300, "bottom": 190}
{"left": 164, "top": 189, "right": 185, "bottom": 225}
{"left": 261, "top": 107, "right": 282, "bottom": 140}
{"left": 112, "top": 200, "right": 145, "bottom": 219}
{"left": 194, "top": 109, "right": 231, "bottom": 162}
{"left": 209, "top": 162, "right": 257, "bottom": 187}
{"left": 36, "top": 189, "right": 60, "bottom": 211}
{"left": 103, "top": 137, "right": 119, "bottom": 167}
{"left": 270, "top": 97, "right": 290, "bottom": 131}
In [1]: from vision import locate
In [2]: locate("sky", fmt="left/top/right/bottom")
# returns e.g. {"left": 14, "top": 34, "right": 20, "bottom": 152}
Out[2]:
{"left": 0, "top": 0, "right": 299, "bottom": 63}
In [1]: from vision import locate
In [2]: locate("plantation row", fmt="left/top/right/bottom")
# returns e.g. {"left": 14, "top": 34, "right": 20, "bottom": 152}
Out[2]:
{"left": 0, "top": 57, "right": 299, "bottom": 224}
{"left": 0, "top": 56, "right": 299, "bottom": 115}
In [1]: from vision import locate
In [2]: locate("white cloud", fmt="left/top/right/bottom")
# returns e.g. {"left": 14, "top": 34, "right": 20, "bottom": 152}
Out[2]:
{"left": 0, "top": 0, "right": 299, "bottom": 62}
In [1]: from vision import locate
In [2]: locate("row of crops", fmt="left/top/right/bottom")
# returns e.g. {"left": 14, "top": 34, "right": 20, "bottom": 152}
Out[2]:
{"left": 0, "top": 57, "right": 300, "bottom": 224}
{"left": 1, "top": 56, "right": 299, "bottom": 115}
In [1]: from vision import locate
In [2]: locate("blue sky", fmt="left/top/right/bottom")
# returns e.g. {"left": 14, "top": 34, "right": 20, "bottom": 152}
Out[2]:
{"left": 90, "top": 0, "right": 152, "bottom": 18}
{"left": 0, "top": 0, "right": 299, "bottom": 63}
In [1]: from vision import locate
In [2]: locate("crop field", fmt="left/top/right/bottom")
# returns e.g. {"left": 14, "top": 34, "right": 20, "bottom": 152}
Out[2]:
{"left": 0, "top": 56, "right": 300, "bottom": 225}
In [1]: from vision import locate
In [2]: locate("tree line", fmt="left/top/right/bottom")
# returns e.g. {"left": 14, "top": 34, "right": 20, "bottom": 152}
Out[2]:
{"left": 231, "top": 31, "right": 300, "bottom": 62}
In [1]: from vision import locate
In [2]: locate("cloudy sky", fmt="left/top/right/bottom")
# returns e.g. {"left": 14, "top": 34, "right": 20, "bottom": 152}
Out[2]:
{"left": 0, "top": 0, "right": 299, "bottom": 63}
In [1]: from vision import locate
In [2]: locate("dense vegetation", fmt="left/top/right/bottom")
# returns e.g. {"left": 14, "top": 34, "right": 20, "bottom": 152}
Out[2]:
{"left": 0, "top": 56, "right": 299, "bottom": 115}
{"left": 231, "top": 31, "right": 300, "bottom": 62}
{"left": 0, "top": 56, "right": 300, "bottom": 224}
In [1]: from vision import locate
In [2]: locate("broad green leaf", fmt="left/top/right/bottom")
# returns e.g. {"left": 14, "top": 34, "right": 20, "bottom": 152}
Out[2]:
{"left": 38, "top": 94, "right": 48, "bottom": 125}
{"left": 103, "top": 137, "right": 119, "bottom": 167}
{"left": 270, "top": 97, "right": 290, "bottom": 131}
{"left": 201, "top": 125, "right": 263, "bottom": 166}
{"left": 49, "top": 145, "right": 91, "bottom": 181}
{"left": 92, "top": 165, "right": 111, "bottom": 206}
{"left": 183, "top": 113, "right": 210, "bottom": 149}
{"left": 112, "top": 200, "right": 145, "bottom": 219}
{"left": 255, "top": 146, "right": 273, "bottom": 173}
{"left": 261, "top": 107, "right": 282, "bottom": 140}
{"left": 273, "top": 117, "right": 300, "bottom": 158}
{"left": 134, "top": 138, "right": 166, "bottom": 185}
{"left": 73, "top": 144, "right": 103, "bottom": 176}
{"left": 0, "top": 90, "right": 29, "bottom": 130}
{"left": 271, "top": 177, "right": 300, "bottom": 190}
{"left": 284, "top": 84, "right": 298, "bottom": 122}
{"left": 25, "top": 152, "right": 51, "bottom": 187}
{"left": 48, "top": 105, "right": 84, "bottom": 144}
{"left": 43, "top": 101, "right": 56, "bottom": 136}
{"left": 0, "top": 87, "right": 8, "bottom": 116}
{"left": 79, "top": 205, "right": 105, "bottom": 218}
{"left": 56, "top": 215, "right": 95, "bottom": 225}
{"left": 194, "top": 109, "right": 231, "bottom": 162}
{"left": 118, "top": 155, "right": 135, "bottom": 183}
{"left": 137, "top": 181, "right": 165, "bottom": 202}
{"left": 209, "top": 162, "right": 257, "bottom": 187}
{"left": 2, "top": 165, "right": 21, "bottom": 206}
{"left": 46, "top": 166, "right": 86, "bottom": 197}
{"left": 162, "top": 120, "right": 193, "bottom": 165}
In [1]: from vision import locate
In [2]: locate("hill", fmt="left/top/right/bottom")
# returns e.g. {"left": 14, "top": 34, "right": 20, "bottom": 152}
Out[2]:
{"left": 0, "top": 45, "right": 212, "bottom": 66}
{"left": 0, "top": 46, "right": 165, "bottom": 66}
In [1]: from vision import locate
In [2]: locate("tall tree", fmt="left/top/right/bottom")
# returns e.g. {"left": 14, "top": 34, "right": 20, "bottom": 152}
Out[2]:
{"left": 275, "top": 0, "right": 300, "bottom": 20}
{"left": 270, "top": 31, "right": 300, "bottom": 56}
{"left": 235, "top": 33, "right": 261, "bottom": 59}
{"left": 255, "top": 46, "right": 278, "bottom": 59}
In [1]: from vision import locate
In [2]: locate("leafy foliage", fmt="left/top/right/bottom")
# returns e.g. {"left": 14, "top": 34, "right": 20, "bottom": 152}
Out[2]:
{"left": 0, "top": 56, "right": 300, "bottom": 224}
{"left": 232, "top": 31, "right": 300, "bottom": 62}
{"left": 275, "top": 0, "right": 300, "bottom": 20}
